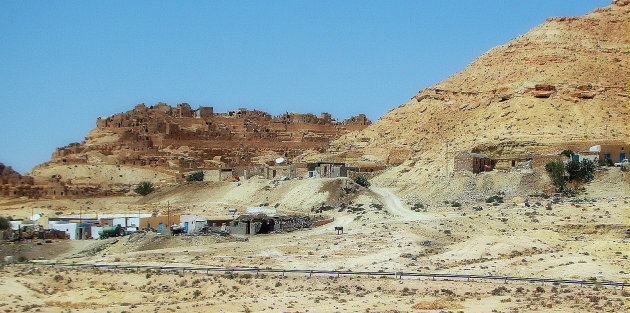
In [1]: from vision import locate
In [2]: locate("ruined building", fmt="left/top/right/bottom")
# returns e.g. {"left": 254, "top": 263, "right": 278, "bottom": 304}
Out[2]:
{"left": 17, "top": 103, "right": 371, "bottom": 195}
{"left": 45, "top": 103, "right": 370, "bottom": 171}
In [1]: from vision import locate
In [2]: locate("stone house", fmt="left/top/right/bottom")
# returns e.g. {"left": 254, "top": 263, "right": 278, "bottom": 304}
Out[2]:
{"left": 598, "top": 143, "right": 628, "bottom": 162}
{"left": 307, "top": 162, "right": 358, "bottom": 178}
{"left": 454, "top": 152, "right": 496, "bottom": 174}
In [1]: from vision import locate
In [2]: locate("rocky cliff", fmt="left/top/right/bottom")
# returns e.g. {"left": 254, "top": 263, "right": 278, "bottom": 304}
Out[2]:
{"left": 310, "top": 1, "right": 628, "bottom": 196}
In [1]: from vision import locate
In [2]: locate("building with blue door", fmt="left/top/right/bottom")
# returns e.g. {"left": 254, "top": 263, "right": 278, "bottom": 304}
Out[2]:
{"left": 598, "top": 143, "right": 629, "bottom": 162}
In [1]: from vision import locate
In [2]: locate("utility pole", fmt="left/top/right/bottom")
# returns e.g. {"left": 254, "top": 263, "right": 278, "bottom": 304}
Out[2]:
{"left": 31, "top": 207, "right": 34, "bottom": 243}
{"left": 167, "top": 201, "right": 170, "bottom": 233}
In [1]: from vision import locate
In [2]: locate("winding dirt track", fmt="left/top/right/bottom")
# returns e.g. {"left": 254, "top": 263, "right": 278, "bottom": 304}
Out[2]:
{"left": 370, "top": 187, "right": 424, "bottom": 221}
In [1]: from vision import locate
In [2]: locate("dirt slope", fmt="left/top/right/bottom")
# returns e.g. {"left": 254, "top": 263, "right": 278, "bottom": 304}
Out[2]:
{"left": 309, "top": 1, "right": 629, "bottom": 196}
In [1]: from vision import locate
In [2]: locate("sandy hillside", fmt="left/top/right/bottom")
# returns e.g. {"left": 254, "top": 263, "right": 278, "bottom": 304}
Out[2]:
{"left": 29, "top": 164, "right": 173, "bottom": 185}
{"left": 303, "top": 1, "right": 629, "bottom": 197}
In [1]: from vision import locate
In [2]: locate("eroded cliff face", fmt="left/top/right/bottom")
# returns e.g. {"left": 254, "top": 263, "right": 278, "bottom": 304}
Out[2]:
{"left": 315, "top": 2, "right": 628, "bottom": 193}
{"left": 34, "top": 103, "right": 370, "bottom": 180}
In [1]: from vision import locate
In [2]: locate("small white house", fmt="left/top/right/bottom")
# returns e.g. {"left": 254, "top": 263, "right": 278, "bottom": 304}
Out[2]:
{"left": 50, "top": 223, "right": 92, "bottom": 240}
{"left": 179, "top": 215, "right": 208, "bottom": 233}
{"left": 50, "top": 223, "right": 79, "bottom": 240}
{"left": 9, "top": 221, "right": 22, "bottom": 231}
{"left": 576, "top": 151, "right": 600, "bottom": 163}
{"left": 91, "top": 226, "right": 103, "bottom": 239}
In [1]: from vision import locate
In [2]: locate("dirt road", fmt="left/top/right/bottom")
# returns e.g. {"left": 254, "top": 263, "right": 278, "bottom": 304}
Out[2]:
{"left": 370, "top": 187, "right": 424, "bottom": 221}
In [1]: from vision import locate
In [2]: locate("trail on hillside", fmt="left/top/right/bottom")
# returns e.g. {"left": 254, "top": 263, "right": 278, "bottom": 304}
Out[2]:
{"left": 370, "top": 187, "right": 425, "bottom": 221}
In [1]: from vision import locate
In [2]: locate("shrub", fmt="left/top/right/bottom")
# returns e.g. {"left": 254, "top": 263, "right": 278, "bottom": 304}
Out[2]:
{"left": 134, "top": 182, "right": 155, "bottom": 196}
{"left": 546, "top": 158, "right": 596, "bottom": 194}
{"left": 560, "top": 150, "right": 575, "bottom": 158}
{"left": 578, "top": 159, "right": 596, "bottom": 182}
{"left": 545, "top": 160, "right": 567, "bottom": 192}
{"left": 451, "top": 202, "right": 461, "bottom": 208}
{"left": 353, "top": 176, "right": 371, "bottom": 188}
{"left": 412, "top": 203, "right": 425, "bottom": 211}
{"left": 565, "top": 160, "right": 582, "bottom": 181}
{"left": 370, "top": 203, "right": 383, "bottom": 209}
{"left": 485, "top": 195, "right": 504, "bottom": 204}
{"left": 0, "top": 217, "right": 10, "bottom": 230}
{"left": 186, "top": 171, "right": 204, "bottom": 182}
{"left": 598, "top": 157, "right": 614, "bottom": 167}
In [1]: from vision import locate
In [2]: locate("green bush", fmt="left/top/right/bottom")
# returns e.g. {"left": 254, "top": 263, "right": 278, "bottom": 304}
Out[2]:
{"left": 353, "top": 176, "right": 371, "bottom": 188}
{"left": 544, "top": 160, "right": 567, "bottom": 192}
{"left": 578, "top": 159, "right": 596, "bottom": 182}
{"left": 565, "top": 160, "right": 582, "bottom": 181}
{"left": 0, "top": 217, "right": 10, "bottom": 230}
{"left": 545, "top": 159, "right": 596, "bottom": 193}
{"left": 186, "top": 171, "right": 204, "bottom": 182}
{"left": 134, "top": 182, "right": 155, "bottom": 196}
{"left": 560, "top": 150, "right": 575, "bottom": 158}
{"left": 412, "top": 203, "right": 425, "bottom": 210}
{"left": 565, "top": 159, "right": 596, "bottom": 183}
{"left": 485, "top": 195, "right": 504, "bottom": 204}
{"left": 598, "top": 157, "right": 614, "bottom": 167}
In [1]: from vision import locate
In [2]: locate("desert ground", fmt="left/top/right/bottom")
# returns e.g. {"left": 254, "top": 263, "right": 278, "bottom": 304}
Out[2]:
{"left": 0, "top": 167, "right": 628, "bottom": 312}
{"left": 0, "top": 264, "right": 626, "bottom": 313}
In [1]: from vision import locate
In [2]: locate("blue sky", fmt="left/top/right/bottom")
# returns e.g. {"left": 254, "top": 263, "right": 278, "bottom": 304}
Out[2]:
{"left": 0, "top": 0, "right": 609, "bottom": 173}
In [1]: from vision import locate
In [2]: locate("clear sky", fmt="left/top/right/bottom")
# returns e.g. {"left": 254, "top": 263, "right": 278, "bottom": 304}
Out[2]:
{"left": 0, "top": 0, "right": 610, "bottom": 173}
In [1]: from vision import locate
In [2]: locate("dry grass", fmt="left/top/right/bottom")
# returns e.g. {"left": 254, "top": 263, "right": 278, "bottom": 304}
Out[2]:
{"left": 411, "top": 300, "right": 464, "bottom": 310}
{"left": 44, "top": 301, "right": 98, "bottom": 307}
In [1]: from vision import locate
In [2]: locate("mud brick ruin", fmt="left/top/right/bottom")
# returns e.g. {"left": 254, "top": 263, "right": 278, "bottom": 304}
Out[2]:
{"left": 48, "top": 103, "right": 370, "bottom": 171}
{"left": 2, "top": 103, "right": 371, "bottom": 199}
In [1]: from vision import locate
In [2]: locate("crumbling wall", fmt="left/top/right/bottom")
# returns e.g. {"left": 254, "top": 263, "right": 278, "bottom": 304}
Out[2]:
{"left": 41, "top": 103, "right": 372, "bottom": 178}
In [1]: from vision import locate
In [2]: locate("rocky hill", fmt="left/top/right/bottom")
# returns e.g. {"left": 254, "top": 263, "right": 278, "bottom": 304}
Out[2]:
{"left": 308, "top": 1, "right": 628, "bottom": 197}
{"left": 0, "top": 163, "right": 31, "bottom": 185}
{"left": 30, "top": 103, "right": 370, "bottom": 185}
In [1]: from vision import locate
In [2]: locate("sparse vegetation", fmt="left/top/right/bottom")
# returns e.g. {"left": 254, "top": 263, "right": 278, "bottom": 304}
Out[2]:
{"left": 598, "top": 157, "right": 614, "bottom": 167}
{"left": 353, "top": 176, "right": 371, "bottom": 188}
{"left": 545, "top": 159, "right": 596, "bottom": 194}
{"left": 560, "top": 149, "right": 575, "bottom": 158}
{"left": 412, "top": 203, "right": 426, "bottom": 212}
{"left": 485, "top": 195, "right": 504, "bottom": 204}
{"left": 186, "top": 171, "right": 204, "bottom": 182}
{"left": 369, "top": 203, "right": 383, "bottom": 209}
{"left": 134, "top": 181, "right": 155, "bottom": 196}
{"left": 0, "top": 216, "right": 10, "bottom": 230}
